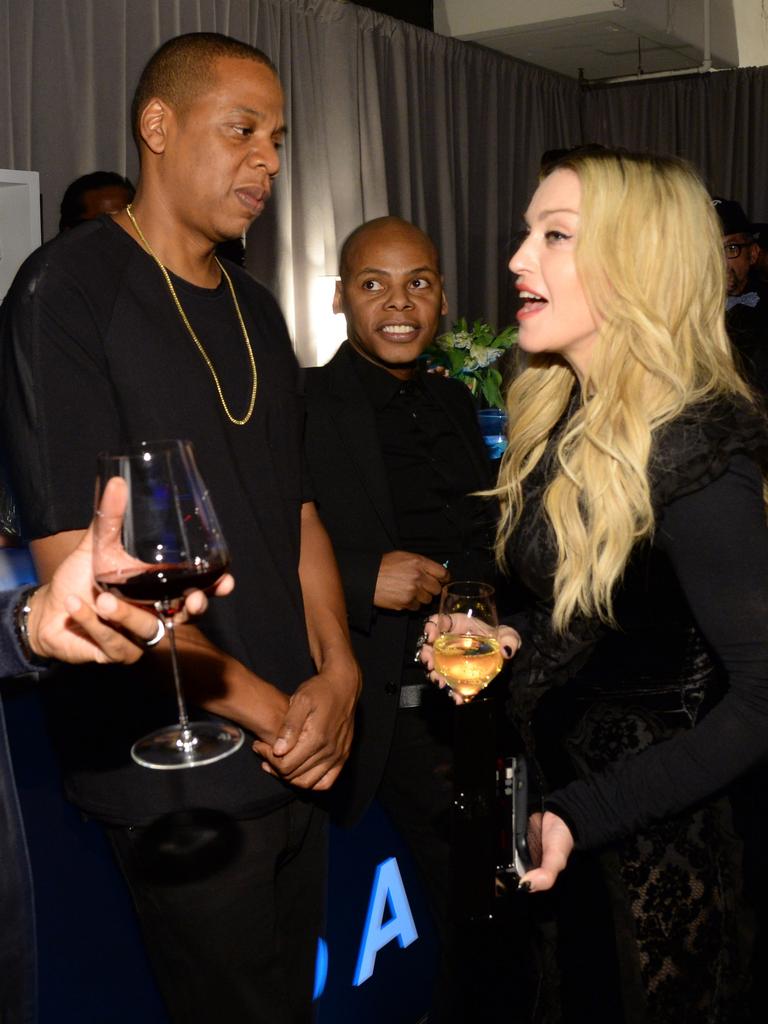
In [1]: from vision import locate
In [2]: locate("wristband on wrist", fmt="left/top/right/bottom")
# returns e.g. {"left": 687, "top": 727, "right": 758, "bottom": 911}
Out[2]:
{"left": 14, "top": 585, "right": 53, "bottom": 668}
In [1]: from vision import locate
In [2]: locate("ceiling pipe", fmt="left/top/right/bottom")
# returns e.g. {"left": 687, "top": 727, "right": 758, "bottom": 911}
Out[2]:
{"left": 702, "top": 0, "right": 713, "bottom": 71}
{"left": 583, "top": 0, "right": 717, "bottom": 85}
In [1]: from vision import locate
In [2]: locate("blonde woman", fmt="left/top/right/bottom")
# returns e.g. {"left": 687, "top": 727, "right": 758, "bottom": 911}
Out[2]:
{"left": 424, "top": 149, "right": 768, "bottom": 1021}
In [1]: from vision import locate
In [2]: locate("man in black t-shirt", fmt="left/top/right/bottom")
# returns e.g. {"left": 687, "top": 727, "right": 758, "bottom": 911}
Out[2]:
{"left": 0, "top": 32, "right": 359, "bottom": 1024}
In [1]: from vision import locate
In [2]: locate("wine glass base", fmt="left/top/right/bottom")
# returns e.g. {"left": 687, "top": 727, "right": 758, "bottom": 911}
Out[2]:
{"left": 131, "top": 721, "right": 245, "bottom": 770}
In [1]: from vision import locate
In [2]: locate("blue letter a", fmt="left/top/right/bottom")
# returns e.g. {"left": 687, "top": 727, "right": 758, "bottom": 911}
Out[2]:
{"left": 353, "top": 857, "right": 418, "bottom": 986}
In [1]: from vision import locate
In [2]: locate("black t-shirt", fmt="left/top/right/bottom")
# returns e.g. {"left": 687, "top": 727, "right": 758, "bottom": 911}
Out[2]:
{"left": 0, "top": 216, "right": 314, "bottom": 824}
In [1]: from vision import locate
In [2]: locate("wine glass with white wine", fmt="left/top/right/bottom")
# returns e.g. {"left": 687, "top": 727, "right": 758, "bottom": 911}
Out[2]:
{"left": 433, "top": 581, "right": 503, "bottom": 703}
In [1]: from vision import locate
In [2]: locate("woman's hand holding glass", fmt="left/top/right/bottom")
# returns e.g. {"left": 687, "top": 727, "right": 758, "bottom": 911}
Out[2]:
{"left": 418, "top": 581, "right": 522, "bottom": 703}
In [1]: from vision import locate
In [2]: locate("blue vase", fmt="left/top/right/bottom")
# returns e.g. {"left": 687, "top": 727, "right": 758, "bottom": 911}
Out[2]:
{"left": 477, "top": 409, "right": 507, "bottom": 461}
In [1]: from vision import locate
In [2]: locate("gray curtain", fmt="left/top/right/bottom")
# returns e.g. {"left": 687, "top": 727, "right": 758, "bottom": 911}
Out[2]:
{"left": 1, "top": 0, "right": 766, "bottom": 364}
{"left": 582, "top": 67, "right": 768, "bottom": 222}
{"left": 0, "top": 0, "right": 580, "bottom": 364}
{"left": 369, "top": 25, "right": 582, "bottom": 327}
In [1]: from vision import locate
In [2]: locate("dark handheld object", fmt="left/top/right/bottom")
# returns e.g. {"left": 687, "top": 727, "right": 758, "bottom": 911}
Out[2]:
{"left": 497, "top": 755, "right": 542, "bottom": 884}
{"left": 451, "top": 697, "right": 544, "bottom": 921}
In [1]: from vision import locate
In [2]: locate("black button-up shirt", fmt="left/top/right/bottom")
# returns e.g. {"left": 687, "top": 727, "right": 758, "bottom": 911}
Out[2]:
{"left": 349, "top": 349, "right": 495, "bottom": 674}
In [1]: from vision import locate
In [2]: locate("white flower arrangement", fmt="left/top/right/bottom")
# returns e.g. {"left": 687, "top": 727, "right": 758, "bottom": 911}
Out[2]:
{"left": 426, "top": 318, "right": 518, "bottom": 409}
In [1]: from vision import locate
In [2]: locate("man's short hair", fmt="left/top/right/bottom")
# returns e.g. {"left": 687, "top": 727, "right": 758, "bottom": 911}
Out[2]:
{"left": 338, "top": 217, "right": 441, "bottom": 280}
{"left": 58, "top": 171, "right": 135, "bottom": 232}
{"left": 130, "top": 32, "right": 276, "bottom": 149}
{"left": 712, "top": 197, "right": 753, "bottom": 237}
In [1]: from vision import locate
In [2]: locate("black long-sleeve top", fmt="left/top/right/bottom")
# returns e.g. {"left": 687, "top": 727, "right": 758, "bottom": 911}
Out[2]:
{"left": 505, "top": 399, "right": 768, "bottom": 851}
{"left": 546, "top": 452, "right": 768, "bottom": 848}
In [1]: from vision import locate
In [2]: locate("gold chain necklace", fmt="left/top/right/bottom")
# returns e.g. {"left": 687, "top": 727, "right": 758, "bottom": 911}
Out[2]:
{"left": 125, "top": 204, "right": 257, "bottom": 426}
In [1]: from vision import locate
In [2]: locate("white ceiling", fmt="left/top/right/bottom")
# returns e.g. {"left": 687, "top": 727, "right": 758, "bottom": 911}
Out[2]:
{"left": 469, "top": 17, "right": 708, "bottom": 80}
{"left": 433, "top": 0, "right": 767, "bottom": 81}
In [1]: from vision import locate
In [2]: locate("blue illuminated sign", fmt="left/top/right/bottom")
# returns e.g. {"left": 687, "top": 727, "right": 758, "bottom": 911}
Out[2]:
{"left": 314, "top": 855, "right": 419, "bottom": 999}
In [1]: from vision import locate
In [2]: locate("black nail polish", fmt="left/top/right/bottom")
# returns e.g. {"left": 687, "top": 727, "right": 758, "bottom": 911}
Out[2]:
{"left": 518, "top": 880, "right": 531, "bottom": 893}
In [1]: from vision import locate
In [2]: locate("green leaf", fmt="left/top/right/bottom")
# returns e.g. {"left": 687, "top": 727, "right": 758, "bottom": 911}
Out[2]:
{"left": 447, "top": 348, "right": 467, "bottom": 375}
{"left": 480, "top": 367, "right": 504, "bottom": 409}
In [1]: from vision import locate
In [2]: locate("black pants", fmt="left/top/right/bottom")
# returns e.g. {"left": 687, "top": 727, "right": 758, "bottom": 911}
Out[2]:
{"left": 106, "top": 799, "right": 326, "bottom": 1024}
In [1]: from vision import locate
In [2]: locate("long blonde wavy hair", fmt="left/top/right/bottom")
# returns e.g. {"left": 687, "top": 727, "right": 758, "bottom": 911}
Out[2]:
{"left": 494, "top": 148, "right": 754, "bottom": 632}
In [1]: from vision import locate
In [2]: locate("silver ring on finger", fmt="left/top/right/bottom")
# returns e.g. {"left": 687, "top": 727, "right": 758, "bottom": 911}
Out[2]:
{"left": 413, "top": 632, "right": 429, "bottom": 662}
{"left": 145, "top": 618, "right": 166, "bottom": 647}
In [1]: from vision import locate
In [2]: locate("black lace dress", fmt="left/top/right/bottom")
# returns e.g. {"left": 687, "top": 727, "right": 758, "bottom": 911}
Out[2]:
{"left": 504, "top": 397, "right": 768, "bottom": 1024}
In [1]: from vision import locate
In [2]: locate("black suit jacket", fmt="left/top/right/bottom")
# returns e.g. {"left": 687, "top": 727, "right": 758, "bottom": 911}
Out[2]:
{"left": 303, "top": 342, "right": 493, "bottom": 823}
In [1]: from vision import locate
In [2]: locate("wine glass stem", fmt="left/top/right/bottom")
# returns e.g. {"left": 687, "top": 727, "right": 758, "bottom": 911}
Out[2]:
{"left": 161, "top": 604, "right": 191, "bottom": 741}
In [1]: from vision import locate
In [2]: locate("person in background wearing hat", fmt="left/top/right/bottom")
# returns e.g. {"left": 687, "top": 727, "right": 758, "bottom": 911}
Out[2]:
{"left": 713, "top": 197, "right": 768, "bottom": 396}
{"left": 712, "top": 197, "right": 764, "bottom": 306}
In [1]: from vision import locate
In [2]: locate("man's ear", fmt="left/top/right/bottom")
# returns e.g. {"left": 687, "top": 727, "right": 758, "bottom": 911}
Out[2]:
{"left": 749, "top": 243, "right": 759, "bottom": 267}
{"left": 332, "top": 279, "right": 343, "bottom": 315}
{"left": 440, "top": 279, "right": 448, "bottom": 317}
{"left": 138, "top": 98, "right": 172, "bottom": 155}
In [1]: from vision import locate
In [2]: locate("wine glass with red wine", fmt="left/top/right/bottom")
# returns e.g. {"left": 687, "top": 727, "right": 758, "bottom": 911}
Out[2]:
{"left": 93, "top": 439, "right": 242, "bottom": 769}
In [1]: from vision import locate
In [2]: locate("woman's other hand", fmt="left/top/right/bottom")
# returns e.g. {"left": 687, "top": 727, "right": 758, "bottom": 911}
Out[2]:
{"left": 518, "top": 811, "right": 574, "bottom": 892}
